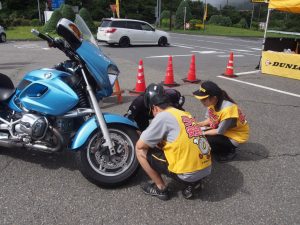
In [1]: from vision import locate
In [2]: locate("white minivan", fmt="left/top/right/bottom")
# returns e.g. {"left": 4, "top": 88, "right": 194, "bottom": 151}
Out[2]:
{"left": 97, "top": 18, "right": 170, "bottom": 47}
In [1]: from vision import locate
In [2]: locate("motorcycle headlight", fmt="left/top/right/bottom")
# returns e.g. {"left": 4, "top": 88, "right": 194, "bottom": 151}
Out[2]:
{"left": 107, "top": 64, "right": 120, "bottom": 85}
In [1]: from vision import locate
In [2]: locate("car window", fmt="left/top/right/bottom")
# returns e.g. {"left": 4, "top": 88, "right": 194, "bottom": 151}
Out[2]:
{"left": 127, "top": 21, "right": 142, "bottom": 30}
{"left": 100, "top": 20, "right": 112, "bottom": 27}
{"left": 141, "top": 23, "right": 153, "bottom": 31}
{"left": 111, "top": 21, "right": 127, "bottom": 28}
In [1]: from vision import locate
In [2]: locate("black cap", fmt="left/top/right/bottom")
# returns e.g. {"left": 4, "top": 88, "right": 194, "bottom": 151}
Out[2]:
{"left": 149, "top": 94, "right": 171, "bottom": 108}
{"left": 193, "top": 81, "right": 222, "bottom": 100}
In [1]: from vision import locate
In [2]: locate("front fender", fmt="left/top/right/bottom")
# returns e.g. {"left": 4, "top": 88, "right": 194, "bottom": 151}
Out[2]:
{"left": 71, "top": 113, "right": 138, "bottom": 150}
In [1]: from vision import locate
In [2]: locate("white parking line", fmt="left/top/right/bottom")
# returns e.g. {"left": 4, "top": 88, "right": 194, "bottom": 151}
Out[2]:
{"left": 251, "top": 48, "right": 261, "bottom": 51}
{"left": 171, "top": 35, "right": 260, "bottom": 48}
{"left": 231, "top": 49, "right": 254, "bottom": 52}
{"left": 173, "top": 43, "right": 261, "bottom": 57}
{"left": 171, "top": 33, "right": 261, "bottom": 44}
{"left": 218, "top": 76, "right": 300, "bottom": 98}
{"left": 218, "top": 55, "right": 244, "bottom": 57}
{"left": 14, "top": 44, "right": 40, "bottom": 49}
{"left": 172, "top": 44, "right": 194, "bottom": 49}
{"left": 191, "top": 51, "right": 219, "bottom": 54}
{"left": 235, "top": 70, "right": 261, "bottom": 75}
{"left": 146, "top": 54, "right": 193, "bottom": 58}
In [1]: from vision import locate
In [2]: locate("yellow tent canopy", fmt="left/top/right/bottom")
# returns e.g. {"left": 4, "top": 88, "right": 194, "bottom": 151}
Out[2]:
{"left": 269, "top": 0, "right": 300, "bottom": 13}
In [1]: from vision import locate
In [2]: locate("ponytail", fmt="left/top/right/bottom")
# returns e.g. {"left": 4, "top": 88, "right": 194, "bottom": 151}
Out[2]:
{"left": 222, "top": 90, "right": 236, "bottom": 104}
{"left": 215, "top": 90, "right": 235, "bottom": 111}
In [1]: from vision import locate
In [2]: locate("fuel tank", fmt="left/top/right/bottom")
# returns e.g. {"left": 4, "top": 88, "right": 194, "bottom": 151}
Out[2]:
{"left": 10, "top": 69, "right": 79, "bottom": 116}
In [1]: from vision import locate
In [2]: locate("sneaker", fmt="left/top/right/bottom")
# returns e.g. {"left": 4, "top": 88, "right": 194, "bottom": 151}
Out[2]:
{"left": 182, "top": 182, "right": 202, "bottom": 199}
{"left": 141, "top": 183, "right": 169, "bottom": 201}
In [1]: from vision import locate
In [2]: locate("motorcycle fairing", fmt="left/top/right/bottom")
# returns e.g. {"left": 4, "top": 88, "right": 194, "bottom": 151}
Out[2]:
{"left": 71, "top": 113, "right": 138, "bottom": 150}
{"left": 76, "top": 41, "right": 113, "bottom": 98}
{"left": 9, "top": 69, "right": 79, "bottom": 116}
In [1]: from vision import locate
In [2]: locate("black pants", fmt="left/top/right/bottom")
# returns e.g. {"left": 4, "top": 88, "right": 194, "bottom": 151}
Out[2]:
{"left": 146, "top": 148, "right": 197, "bottom": 185}
{"left": 205, "top": 135, "right": 236, "bottom": 155}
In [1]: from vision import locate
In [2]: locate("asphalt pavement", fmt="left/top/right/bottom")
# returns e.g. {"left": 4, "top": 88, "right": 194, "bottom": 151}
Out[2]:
{"left": 0, "top": 33, "right": 299, "bottom": 225}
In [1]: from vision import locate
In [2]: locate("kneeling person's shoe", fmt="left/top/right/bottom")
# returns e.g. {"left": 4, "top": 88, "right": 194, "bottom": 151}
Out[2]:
{"left": 141, "top": 183, "right": 169, "bottom": 201}
{"left": 182, "top": 182, "right": 202, "bottom": 199}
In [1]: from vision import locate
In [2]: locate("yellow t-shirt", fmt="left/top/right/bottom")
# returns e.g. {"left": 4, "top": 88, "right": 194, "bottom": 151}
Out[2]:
{"left": 163, "top": 108, "right": 212, "bottom": 174}
{"left": 207, "top": 101, "right": 249, "bottom": 143}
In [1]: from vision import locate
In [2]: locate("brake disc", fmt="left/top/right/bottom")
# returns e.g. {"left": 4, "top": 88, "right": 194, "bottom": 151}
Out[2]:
{"left": 94, "top": 133, "right": 129, "bottom": 170}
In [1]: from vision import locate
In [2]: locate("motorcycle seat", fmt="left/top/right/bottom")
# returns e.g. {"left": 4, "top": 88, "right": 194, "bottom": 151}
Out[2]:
{"left": 0, "top": 73, "right": 15, "bottom": 101}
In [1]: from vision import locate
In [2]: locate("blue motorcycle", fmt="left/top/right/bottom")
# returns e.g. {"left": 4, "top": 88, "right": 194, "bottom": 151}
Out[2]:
{"left": 0, "top": 15, "right": 139, "bottom": 187}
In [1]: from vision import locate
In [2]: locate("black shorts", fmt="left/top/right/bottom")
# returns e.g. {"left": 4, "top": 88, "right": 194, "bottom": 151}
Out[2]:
{"left": 146, "top": 148, "right": 190, "bottom": 184}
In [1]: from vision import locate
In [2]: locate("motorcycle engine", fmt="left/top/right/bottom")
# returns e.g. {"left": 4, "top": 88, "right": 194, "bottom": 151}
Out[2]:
{"left": 15, "top": 114, "right": 48, "bottom": 139}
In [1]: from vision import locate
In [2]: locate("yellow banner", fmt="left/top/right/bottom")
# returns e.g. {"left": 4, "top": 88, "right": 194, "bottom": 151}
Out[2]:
{"left": 203, "top": 3, "right": 208, "bottom": 21}
{"left": 269, "top": 0, "right": 300, "bottom": 13}
{"left": 261, "top": 51, "right": 300, "bottom": 80}
{"left": 250, "top": 0, "right": 269, "bottom": 3}
{"left": 116, "top": 0, "right": 120, "bottom": 18}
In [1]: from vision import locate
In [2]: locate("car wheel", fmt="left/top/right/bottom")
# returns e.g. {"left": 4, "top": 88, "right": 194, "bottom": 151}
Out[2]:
{"left": 119, "top": 37, "right": 130, "bottom": 47}
{"left": 0, "top": 33, "right": 6, "bottom": 43}
{"left": 158, "top": 37, "right": 168, "bottom": 47}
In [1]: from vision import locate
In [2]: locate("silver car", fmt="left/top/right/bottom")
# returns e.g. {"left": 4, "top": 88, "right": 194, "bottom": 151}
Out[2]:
{"left": 0, "top": 25, "right": 6, "bottom": 43}
{"left": 97, "top": 18, "right": 170, "bottom": 47}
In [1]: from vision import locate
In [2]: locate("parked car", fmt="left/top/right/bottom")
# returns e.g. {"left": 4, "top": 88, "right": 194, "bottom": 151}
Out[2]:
{"left": 0, "top": 25, "right": 6, "bottom": 43}
{"left": 97, "top": 18, "right": 170, "bottom": 47}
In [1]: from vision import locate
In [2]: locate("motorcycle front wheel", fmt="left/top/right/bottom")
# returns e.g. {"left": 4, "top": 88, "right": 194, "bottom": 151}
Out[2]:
{"left": 76, "top": 124, "right": 139, "bottom": 187}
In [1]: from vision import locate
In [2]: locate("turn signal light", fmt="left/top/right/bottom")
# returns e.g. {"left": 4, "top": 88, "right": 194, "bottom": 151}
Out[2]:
{"left": 105, "top": 28, "right": 117, "bottom": 33}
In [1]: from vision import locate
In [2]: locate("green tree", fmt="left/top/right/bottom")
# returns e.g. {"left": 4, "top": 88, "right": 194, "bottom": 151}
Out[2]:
{"left": 189, "top": 0, "right": 204, "bottom": 20}
{"left": 234, "top": 18, "right": 248, "bottom": 29}
{"left": 209, "top": 15, "right": 232, "bottom": 27}
{"left": 89, "top": 0, "right": 111, "bottom": 21}
{"left": 221, "top": 5, "right": 241, "bottom": 25}
{"left": 60, "top": 4, "right": 76, "bottom": 21}
{"left": 43, "top": 9, "right": 63, "bottom": 32}
{"left": 160, "top": 10, "right": 170, "bottom": 19}
{"left": 175, "top": 0, "right": 192, "bottom": 29}
{"left": 79, "top": 7, "right": 96, "bottom": 32}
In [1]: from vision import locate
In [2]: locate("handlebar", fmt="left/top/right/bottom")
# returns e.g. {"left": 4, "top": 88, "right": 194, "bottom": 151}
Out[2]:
{"left": 31, "top": 29, "right": 54, "bottom": 45}
{"left": 31, "top": 29, "right": 80, "bottom": 63}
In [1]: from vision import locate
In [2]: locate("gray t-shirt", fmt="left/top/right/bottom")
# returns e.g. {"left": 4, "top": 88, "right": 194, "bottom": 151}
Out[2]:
{"left": 140, "top": 110, "right": 211, "bottom": 182}
{"left": 140, "top": 111, "right": 180, "bottom": 148}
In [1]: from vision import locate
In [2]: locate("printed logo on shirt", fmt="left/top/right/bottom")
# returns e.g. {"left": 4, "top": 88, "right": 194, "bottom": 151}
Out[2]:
{"left": 238, "top": 108, "right": 247, "bottom": 124}
{"left": 181, "top": 116, "right": 202, "bottom": 138}
{"left": 181, "top": 116, "right": 210, "bottom": 155}
{"left": 208, "top": 108, "right": 219, "bottom": 128}
{"left": 193, "top": 137, "right": 210, "bottom": 155}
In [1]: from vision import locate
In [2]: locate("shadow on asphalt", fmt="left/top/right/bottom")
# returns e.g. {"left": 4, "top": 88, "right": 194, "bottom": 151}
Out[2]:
{"left": 99, "top": 44, "right": 173, "bottom": 49}
{"left": 235, "top": 142, "right": 269, "bottom": 161}
{"left": 101, "top": 95, "right": 139, "bottom": 109}
{"left": 0, "top": 62, "right": 33, "bottom": 69}
{"left": 0, "top": 147, "right": 77, "bottom": 171}
{"left": 198, "top": 162, "right": 243, "bottom": 202}
{"left": 126, "top": 159, "right": 244, "bottom": 202}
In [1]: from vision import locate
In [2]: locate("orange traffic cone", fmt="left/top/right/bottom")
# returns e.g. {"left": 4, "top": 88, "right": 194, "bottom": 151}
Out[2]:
{"left": 129, "top": 59, "right": 147, "bottom": 94}
{"left": 162, "top": 56, "right": 179, "bottom": 87}
{"left": 223, "top": 52, "right": 237, "bottom": 77}
{"left": 112, "top": 78, "right": 124, "bottom": 103}
{"left": 182, "top": 54, "right": 201, "bottom": 83}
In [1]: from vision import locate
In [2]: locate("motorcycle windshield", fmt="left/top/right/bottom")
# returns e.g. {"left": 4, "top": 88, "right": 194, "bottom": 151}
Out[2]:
{"left": 74, "top": 15, "right": 117, "bottom": 97}
{"left": 74, "top": 15, "right": 98, "bottom": 48}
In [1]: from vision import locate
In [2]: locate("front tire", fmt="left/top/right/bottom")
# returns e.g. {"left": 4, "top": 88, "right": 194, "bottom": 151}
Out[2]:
{"left": 0, "top": 33, "right": 6, "bottom": 43}
{"left": 119, "top": 37, "right": 130, "bottom": 47}
{"left": 158, "top": 36, "right": 168, "bottom": 46}
{"left": 76, "top": 124, "right": 139, "bottom": 187}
